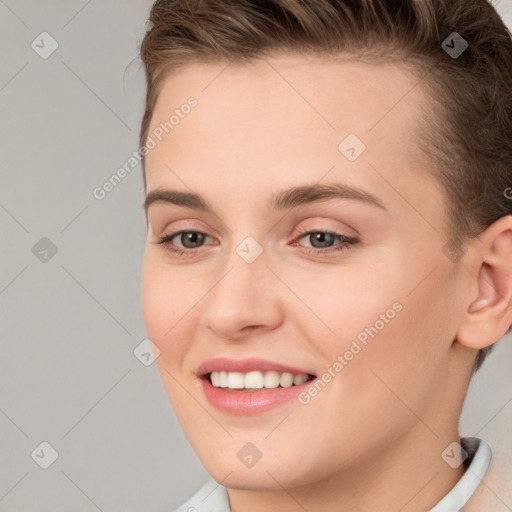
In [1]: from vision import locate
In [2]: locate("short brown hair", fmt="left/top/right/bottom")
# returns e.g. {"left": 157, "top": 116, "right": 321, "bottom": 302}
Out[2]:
{"left": 139, "top": 0, "right": 512, "bottom": 374}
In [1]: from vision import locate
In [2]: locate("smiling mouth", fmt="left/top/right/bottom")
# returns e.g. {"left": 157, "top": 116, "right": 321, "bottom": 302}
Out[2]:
{"left": 205, "top": 370, "right": 316, "bottom": 391}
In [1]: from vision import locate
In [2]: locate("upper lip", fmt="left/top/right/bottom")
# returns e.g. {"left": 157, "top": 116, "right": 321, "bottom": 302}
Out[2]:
{"left": 196, "top": 357, "right": 316, "bottom": 377}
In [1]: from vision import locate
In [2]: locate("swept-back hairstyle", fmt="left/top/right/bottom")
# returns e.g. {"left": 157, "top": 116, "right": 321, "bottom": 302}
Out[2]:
{"left": 139, "top": 0, "right": 512, "bottom": 373}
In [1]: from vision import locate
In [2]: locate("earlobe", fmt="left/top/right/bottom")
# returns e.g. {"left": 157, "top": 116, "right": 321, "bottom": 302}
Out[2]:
{"left": 456, "top": 215, "right": 512, "bottom": 350}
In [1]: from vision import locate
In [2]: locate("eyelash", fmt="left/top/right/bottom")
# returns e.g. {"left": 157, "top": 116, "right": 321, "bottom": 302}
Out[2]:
{"left": 155, "top": 228, "right": 359, "bottom": 257}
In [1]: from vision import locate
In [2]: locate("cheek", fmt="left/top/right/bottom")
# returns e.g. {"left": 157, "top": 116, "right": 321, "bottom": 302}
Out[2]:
{"left": 141, "top": 262, "right": 169, "bottom": 342}
{"left": 141, "top": 251, "right": 198, "bottom": 363}
{"left": 286, "top": 260, "right": 404, "bottom": 354}
{"left": 324, "top": 266, "right": 455, "bottom": 431}
{"left": 301, "top": 256, "right": 448, "bottom": 414}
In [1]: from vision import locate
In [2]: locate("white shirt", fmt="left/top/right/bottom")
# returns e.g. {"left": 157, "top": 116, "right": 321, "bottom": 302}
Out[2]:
{"left": 172, "top": 437, "right": 491, "bottom": 512}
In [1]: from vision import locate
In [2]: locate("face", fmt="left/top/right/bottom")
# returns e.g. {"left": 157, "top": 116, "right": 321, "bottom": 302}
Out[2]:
{"left": 141, "top": 54, "right": 469, "bottom": 490}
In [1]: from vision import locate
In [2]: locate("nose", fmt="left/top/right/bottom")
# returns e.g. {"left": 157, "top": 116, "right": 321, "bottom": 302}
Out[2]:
{"left": 199, "top": 247, "right": 283, "bottom": 341}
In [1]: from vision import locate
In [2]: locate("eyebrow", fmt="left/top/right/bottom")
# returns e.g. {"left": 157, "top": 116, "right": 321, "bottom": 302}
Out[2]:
{"left": 143, "top": 183, "right": 388, "bottom": 216}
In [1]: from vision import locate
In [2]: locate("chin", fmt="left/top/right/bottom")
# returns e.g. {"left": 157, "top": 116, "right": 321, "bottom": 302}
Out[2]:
{"left": 207, "top": 467, "right": 301, "bottom": 491}
{"left": 198, "top": 447, "right": 321, "bottom": 491}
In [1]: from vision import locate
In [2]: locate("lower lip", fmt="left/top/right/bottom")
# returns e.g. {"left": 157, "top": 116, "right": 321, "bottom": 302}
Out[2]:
{"left": 200, "top": 376, "right": 315, "bottom": 415}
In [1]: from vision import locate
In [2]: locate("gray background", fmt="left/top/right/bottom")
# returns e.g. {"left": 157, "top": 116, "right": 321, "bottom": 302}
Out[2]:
{"left": 1, "top": 1, "right": 511, "bottom": 511}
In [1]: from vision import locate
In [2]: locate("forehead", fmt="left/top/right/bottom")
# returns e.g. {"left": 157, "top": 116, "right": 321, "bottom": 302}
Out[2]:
{"left": 146, "top": 54, "right": 429, "bottom": 168}
{"left": 144, "top": 54, "right": 443, "bottom": 229}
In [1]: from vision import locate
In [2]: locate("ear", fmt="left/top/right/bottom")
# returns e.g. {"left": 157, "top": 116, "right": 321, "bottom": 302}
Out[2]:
{"left": 456, "top": 215, "right": 512, "bottom": 350}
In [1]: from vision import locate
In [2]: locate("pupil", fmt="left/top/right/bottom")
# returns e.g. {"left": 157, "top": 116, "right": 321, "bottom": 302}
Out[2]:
{"left": 311, "top": 232, "right": 333, "bottom": 248}
{"left": 182, "top": 232, "right": 203, "bottom": 248}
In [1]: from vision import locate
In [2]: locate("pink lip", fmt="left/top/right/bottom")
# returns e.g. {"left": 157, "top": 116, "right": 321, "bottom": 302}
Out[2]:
{"left": 196, "top": 357, "right": 317, "bottom": 415}
{"left": 199, "top": 377, "right": 315, "bottom": 415}
{"left": 196, "top": 357, "right": 314, "bottom": 377}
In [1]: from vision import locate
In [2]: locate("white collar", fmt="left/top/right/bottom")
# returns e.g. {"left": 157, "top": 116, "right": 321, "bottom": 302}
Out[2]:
{"left": 429, "top": 437, "right": 492, "bottom": 511}
{"left": 174, "top": 436, "right": 491, "bottom": 512}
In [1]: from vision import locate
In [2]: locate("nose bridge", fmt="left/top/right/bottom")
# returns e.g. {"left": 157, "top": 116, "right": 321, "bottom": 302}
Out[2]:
{"left": 208, "top": 235, "right": 268, "bottom": 312}
{"left": 199, "top": 235, "right": 282, "bottom": 337}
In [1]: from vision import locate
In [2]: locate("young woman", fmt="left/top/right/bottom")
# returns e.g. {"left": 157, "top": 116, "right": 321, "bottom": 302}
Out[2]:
{"left": 138, "top": 1, "right": 512, "bottom": 510}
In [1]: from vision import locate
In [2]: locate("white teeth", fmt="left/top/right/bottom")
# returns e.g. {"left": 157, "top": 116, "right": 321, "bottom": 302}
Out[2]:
{"left": 211, "top": 371, "right": 220, "bottom": 387}
{"left": 209, "top": 370, "right": 311, "bottom": 390}
{"left": 293, "top": 374, "right": 309, "bottom": 386}
{"left": 227, "top": 372, "right": 245, "bottom": 389}
{"left": 263, "top": 370, "right": 280, "bottom": 388}
{"left": 279, "top": 372, "right": 294, "bottom": 388}
{"left": 245, "top": 371, "right": 264, "bottom": 389}
{"left": 219, "top": 371, "right": 228, "bottom": 388}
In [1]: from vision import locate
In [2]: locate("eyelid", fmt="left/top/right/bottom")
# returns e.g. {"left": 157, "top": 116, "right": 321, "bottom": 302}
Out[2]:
{"left": 291, "top": 217, "right": 359, "bottom": 238}
{"left": 152, "top": 218, "right": 215, "bottom": 238}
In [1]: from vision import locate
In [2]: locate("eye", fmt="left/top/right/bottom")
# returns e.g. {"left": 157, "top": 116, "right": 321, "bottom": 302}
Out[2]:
{"left": 155, "top": 230, "right": 211, "bottom": 254}
{"left": 153, "top": 228, "right": 359, "bottom": 257}
{"left": 292, "top": 229, "right": 359, "bottom": 256}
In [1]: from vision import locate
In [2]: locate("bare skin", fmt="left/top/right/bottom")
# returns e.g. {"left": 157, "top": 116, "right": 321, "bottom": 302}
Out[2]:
{"left": 141, "top": 54, "right": 512, "bottom": 511}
